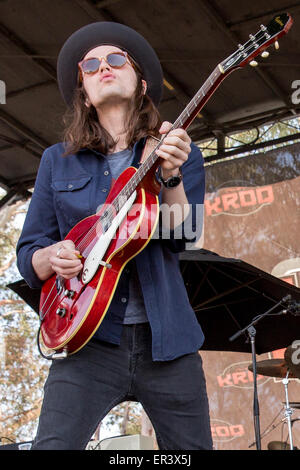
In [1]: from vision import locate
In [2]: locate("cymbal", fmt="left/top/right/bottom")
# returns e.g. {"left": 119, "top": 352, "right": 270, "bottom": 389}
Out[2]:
{"left": 267, "top": 441, "right": 296, "bottom": 450}
{"left": 284, "top": 345, "right": 300, "bottom": 378}
{"left": 248, "top": 359, "right": 298, "bottom": 378}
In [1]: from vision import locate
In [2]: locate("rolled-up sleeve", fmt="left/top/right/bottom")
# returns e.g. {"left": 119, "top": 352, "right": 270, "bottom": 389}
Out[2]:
{"left": 16, "top": 149, "right": 60, "bottom": 288}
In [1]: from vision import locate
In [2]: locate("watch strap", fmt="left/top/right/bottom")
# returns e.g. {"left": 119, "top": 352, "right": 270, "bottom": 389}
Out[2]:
{"left": 158, "top": 167, "right": 182, "bottom": 188}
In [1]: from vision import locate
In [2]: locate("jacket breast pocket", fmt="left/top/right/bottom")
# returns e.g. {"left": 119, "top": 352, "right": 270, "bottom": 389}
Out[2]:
{"left": 51, "top": 176, "right": 92, "bottom": 229}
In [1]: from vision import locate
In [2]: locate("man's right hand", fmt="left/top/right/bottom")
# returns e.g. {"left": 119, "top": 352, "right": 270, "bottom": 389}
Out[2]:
{"left": 32, "top": 240, "right": 83, "bottom": 281}
{"left": 48, "top": 240, "right": 83, "bottom": 280}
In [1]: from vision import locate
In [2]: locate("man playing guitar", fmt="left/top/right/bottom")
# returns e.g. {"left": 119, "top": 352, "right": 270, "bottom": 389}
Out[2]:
{"left": 16, "top": 22, "right": 212, "bottom": 450}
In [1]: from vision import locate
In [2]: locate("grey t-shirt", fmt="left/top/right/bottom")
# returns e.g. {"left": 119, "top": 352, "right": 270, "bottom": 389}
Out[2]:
{"left": 105, "top": 148, "right": 148, "bottom": 324}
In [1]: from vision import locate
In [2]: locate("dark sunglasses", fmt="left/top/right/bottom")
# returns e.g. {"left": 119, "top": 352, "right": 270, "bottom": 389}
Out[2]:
{"left": 78, "top": 51, "right": 134, "bottom": 77}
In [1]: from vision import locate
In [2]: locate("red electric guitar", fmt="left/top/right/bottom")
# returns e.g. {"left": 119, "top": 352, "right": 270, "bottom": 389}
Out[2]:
{"left": 39, "top": 13, "right": 293, "bottom": 357}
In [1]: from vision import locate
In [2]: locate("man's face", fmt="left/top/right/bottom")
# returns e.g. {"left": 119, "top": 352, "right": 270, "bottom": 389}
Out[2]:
{"left": 81, "top": 45, "right": 139, "bottom": 108}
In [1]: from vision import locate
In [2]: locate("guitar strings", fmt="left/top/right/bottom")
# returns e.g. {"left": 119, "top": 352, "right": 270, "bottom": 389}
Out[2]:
{"left": 39, "top": 30, "right": 269, "bottom": 320}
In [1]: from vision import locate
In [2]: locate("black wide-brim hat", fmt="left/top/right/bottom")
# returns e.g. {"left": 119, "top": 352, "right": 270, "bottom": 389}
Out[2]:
{"left": 57, "top": 22, "right": 163, "bottom": 107}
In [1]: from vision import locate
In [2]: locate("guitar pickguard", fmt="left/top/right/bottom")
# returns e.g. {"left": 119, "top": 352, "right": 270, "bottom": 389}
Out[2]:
{"left": 81, "top": 190, "right": 137, "bottom": 284}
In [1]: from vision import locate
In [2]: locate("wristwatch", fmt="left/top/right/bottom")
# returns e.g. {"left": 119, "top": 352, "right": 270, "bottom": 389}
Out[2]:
{"left": 158, "top": 167, "right": 182, "bottom": 189}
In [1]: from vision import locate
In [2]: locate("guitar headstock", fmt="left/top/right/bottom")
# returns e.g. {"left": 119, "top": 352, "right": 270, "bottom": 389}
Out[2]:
{"left": 220, "top": 13, "right": 293, "bottom": 73}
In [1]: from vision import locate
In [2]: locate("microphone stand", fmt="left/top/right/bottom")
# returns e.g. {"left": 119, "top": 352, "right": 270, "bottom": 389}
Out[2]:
{"left": 229, "top": 296, "right": 291, "bottom": 451}
{"left": 248, "top": 325, "right": 261, "bottom": 450}
{"left": 282, "top": 371, "right": 294, "bottom": 450}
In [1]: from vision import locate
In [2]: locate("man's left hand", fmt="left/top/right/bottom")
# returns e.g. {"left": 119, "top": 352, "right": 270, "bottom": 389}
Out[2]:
{"left": 156, "top": 121, "right": 191, "bottom": 177}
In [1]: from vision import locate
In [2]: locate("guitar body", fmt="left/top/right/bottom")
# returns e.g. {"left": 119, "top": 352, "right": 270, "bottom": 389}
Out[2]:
{"left": 40, "top": 166, "right": 159, "bottom": 355}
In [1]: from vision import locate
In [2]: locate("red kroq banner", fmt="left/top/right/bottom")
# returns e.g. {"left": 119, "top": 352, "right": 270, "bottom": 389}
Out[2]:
{"left": 200, "top": 142, "right": 300, "bottom": 450}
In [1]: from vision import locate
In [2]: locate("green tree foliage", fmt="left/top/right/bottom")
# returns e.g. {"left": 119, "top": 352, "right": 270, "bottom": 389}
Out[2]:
{"left": 201, "top": 117, "right": 300, "bottom": 161}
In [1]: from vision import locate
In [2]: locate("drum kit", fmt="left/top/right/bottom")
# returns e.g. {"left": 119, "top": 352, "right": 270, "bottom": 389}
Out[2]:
{"left": 248, "top": 344, "right": 300, "bottom": 450}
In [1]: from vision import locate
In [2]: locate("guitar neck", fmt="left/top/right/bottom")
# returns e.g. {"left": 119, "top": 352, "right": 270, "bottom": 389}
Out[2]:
{"left": 111, "top": 64, "right": 231, "bottom": 209}
{"left": 135, "top": 12, "right": 293, "bottom": 183}
{"left": 173, "top": 64, "right": 229, "bottom": 130}
{"left": 129, "top": 64, "right": 230, "bottom": 187}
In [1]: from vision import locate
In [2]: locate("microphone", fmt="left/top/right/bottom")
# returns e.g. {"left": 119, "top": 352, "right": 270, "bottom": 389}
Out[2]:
{"left": 286, "top": 299, "right": 300, "bottom": 316}
{"left": 282, "top": 295, "right": 292, "bottom": 302}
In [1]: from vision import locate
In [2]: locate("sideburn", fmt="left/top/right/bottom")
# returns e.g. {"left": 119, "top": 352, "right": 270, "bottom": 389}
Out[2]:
{"left": 124, "top": 78, "right": 146, "bottom": 145}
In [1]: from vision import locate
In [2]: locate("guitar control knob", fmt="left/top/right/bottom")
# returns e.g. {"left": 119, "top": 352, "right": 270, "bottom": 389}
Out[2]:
{"left": 64, "top": 289, "right": 75, "bottom": 299}
{"left": 56, "top": 308, "right": 67, "bottom": 318}
{"left": 250, "top": 60, "right": 258, "bottom": 67}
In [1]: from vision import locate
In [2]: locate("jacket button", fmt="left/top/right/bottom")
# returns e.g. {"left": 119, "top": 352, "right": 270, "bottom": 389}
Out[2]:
{"left": 102, "top": 188, "right": 108, "bottom": 192}
{"left": 121, "top": 297, "right": 127, "bottom": 303}
{"left": 104, "top": 170, "right": 109, "bottom": 176}
{"left": 68, "top": 184, "right": 73, "bottom": 189}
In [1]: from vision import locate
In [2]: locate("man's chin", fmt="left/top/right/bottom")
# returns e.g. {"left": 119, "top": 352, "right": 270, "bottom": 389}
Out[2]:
{"left": 93, "top": 92, "right": 133, "bottom": 108}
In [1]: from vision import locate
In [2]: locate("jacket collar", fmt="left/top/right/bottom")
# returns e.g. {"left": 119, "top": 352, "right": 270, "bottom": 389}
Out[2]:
{"left": 77, "top": 137, "right": 147, "bottom": 163}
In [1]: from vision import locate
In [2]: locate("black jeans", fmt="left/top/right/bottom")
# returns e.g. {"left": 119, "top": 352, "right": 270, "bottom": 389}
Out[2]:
{"left": 32, "top": 323, "right": 213, "bottom": 450}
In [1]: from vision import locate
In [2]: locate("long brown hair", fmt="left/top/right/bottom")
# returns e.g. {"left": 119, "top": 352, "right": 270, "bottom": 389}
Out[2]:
{"left": 61, "top": 63, "right": 162, "bottom": 156}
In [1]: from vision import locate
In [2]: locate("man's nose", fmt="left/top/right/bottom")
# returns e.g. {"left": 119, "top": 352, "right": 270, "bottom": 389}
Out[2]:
{"left": 99, "top": 58, "right": 112, "bottom": 72}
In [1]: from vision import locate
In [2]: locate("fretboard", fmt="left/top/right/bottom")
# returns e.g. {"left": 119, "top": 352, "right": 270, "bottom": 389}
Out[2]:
{"left": 114, "top": 63, "right": 227, "bottom": 208}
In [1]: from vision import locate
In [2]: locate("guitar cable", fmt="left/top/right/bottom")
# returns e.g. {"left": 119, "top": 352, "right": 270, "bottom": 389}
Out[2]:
{"left": 36, "top": 323, "right": 53, "bottom": 360}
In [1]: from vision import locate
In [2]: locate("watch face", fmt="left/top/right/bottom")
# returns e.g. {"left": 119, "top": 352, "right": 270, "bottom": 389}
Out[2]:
{"left": 167, "top": 176, "right": 181, "bottom": 188}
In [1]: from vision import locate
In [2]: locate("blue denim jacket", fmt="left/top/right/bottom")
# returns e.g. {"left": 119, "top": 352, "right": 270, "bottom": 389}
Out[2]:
{"left": 16, "top": 138, "right": 205, "bottom": 361}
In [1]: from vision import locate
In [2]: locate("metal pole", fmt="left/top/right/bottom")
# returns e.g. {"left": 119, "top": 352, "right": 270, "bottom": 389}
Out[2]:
{"left": 282, "top": 372, "right": 294, "bottom": 450}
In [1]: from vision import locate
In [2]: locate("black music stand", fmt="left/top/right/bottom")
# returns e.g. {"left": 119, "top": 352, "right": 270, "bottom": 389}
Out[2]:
{"left": 179, "top": 249, "right": 300, "bottom": 451}
{"left": 179, "top": 249, "right": 300, "bottom": 354}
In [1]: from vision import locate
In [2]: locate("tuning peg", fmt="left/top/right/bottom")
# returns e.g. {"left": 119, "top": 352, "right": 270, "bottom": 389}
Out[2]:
{"left": 250, "top": 60, "right": 258, "bottom": 67}
{"left": 275, "top": 40, "right": 280, "bottom": 50}
{"left": 261, "top": 51, "right": 269, "bottom": 58}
